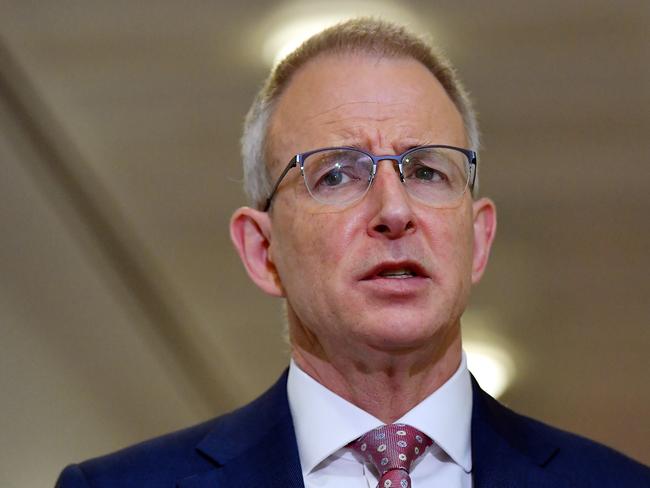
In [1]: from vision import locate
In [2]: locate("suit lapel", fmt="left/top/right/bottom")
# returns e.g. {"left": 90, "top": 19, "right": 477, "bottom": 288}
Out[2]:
{"left": 179, "top": 370, "right": 576, "bottom": 487}
{"left": 470, "top": 377, "right": 572, "bottom": 488}
{"left": 178, "top": 371, "right": 304, "bottom": 488}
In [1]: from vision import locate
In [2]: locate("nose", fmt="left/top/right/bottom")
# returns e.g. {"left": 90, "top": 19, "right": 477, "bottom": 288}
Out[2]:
{"left": 366, "top": 160, "right": 416, "bottom": 239}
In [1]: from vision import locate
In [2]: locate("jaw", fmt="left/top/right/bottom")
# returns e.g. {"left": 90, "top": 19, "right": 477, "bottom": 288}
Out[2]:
{"left": 288, "top": 308, "right": 464, "bottom": 423}
{"left": 287, "top": 285, "right": 464, "bottom": 364}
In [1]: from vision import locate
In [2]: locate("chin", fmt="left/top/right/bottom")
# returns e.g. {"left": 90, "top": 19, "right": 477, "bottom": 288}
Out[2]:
{"left": 356, "top": 314, "right": 449, "bottom": 352}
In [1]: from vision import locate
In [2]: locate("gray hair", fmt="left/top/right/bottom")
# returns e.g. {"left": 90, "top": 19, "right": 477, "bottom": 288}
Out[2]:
{"left": 241, "top": 17, "right": 480, "bottom": 210}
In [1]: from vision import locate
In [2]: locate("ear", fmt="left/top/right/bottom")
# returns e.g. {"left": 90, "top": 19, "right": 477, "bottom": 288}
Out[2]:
{"left": 229, "top": 207, "right": 285, "bottom": 297}
{"left": 471, "top": 197, "right": 497, "bottom": 284}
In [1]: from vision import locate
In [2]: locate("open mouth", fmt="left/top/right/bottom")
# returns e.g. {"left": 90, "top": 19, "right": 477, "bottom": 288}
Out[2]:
{"left": 362, "top": 261, "right": 428, "bottom": 280}
{"left": 377, "top": 268, "right": 418, "bottom": 279}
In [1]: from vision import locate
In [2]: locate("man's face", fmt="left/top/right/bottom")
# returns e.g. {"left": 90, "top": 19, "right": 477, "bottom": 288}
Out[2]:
{"left": 243, "top": 54, "right": 494, "bottom": 358}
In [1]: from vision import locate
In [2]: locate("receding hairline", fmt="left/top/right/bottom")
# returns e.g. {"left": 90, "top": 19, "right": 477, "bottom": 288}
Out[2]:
{"left": 240, "top": 18, "right": 481, "bottom": 209}
{"left": 263, "top": 18, "right": 461, "bottom": 101}
{"left": 271, "top": 43, "right": 444, "bottom": 98}
{"left": 264, "top": 50, "right": 468, "bottom": 172}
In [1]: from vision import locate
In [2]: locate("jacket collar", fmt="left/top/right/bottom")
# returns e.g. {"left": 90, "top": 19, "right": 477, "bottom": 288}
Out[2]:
{"left": 470, "top": 376, "right": 571, "bottom": 487}
{"left": 177, "top": 370, "right": 304, "bottom": 488}
{"left": 178, "top": 370, "right": 571, "bottom": 488}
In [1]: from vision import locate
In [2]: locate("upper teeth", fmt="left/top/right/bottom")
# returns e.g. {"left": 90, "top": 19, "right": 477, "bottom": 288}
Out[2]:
{"left": 380, "top": 269, "right": 415, "bottom": 278}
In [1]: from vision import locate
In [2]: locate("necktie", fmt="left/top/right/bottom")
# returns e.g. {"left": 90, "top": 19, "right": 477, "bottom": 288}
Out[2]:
{"left": 349, "top": 423, "right": 433, "bottom": 488}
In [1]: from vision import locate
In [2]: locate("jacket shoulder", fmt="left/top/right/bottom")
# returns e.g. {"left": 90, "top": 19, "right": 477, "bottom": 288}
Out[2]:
{"left": 56, "top": 372, "right": 292, "bottom": 488}
{"left": 56, "top": 417, "right": 221, "bottom": 488}
{"left": 477, "top": 389, "right": 650, "bottom": 486}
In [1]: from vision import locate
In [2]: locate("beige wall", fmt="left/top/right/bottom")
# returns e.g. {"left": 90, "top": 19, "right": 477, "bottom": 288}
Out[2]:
{"left": 0, "top": 2, "right": 648, "bottom": 486}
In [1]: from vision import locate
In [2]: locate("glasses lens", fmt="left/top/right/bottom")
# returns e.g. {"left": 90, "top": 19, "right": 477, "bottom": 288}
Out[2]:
{"left": 303, "top": 149, "right": 373, "bottom": 205}
{"left": 402, "top": 147, "right": 470, "bottom": 205}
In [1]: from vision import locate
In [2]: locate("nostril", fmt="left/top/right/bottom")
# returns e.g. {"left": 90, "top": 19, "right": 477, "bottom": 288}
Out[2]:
{"left": 371, "top": 219, "right": 416, "bottom": 237}
{"left": 374, "top": 224, "right": 390, "bottom": 234}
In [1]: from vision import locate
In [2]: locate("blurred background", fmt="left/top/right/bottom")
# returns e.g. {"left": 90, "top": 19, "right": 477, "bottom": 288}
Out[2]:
{"left": 0, "top": 1, "right": 648, "bottom": 486}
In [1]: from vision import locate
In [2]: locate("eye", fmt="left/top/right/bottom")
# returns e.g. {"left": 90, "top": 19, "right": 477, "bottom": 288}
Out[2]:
{"left": 312, "top": 158, "right": 368, "bottom": 189}
{"left": 412, "top": 164, "right": 446, "bottom": 182}
{"left": 304, "top": 149, "right": 373, "bottom": 202}
{"left": 403, "top": 155, "right": 449, "bottom": 183}
{"left": 320, "top": 166, "right": 351, "bottom": 187}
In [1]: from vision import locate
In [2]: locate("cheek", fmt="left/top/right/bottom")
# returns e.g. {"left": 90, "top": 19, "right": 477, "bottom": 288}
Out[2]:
{"left": 272, "top": 213, "right": 360, "bottom": 330}
{"left": 292, "top": 207, "right": 361, "bottom": 264}
{"left": 451, "top": 217, "right": 475, "bottom": 269}
{"left": 421, "top": 210, "right": 475, "bottom": 278}
{"left": 274, "top": 212, "right": 348, "bottom": 292}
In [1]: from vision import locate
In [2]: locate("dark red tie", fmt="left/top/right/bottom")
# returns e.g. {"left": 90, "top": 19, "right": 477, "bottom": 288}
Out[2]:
{"left": 349, "top": 423, "right": 433, "bottom": 488}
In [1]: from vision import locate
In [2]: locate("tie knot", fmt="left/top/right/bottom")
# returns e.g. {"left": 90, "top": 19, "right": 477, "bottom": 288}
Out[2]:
{"left": 349, "top": 424, "right": 432, "bottom": 477}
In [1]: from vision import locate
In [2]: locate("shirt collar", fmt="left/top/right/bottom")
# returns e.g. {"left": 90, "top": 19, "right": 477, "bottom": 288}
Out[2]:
{"left": 397, "top": 352, "right": 473, "bottom": 472}
{"left": 287, "top": 352, "right": 473, "bottom": 475}
{"left": 287, "top": 359, "right": 383, "bottom": 475}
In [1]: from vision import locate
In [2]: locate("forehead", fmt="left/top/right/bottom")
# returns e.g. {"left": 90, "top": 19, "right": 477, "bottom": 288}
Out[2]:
{"left": 267, "top": 53, "right": 466, "bottom": 164}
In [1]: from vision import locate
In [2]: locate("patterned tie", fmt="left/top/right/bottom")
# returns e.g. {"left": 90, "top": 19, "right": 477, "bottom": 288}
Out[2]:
{"left": 349, "top": 423, "right": 433, "bottom": 488}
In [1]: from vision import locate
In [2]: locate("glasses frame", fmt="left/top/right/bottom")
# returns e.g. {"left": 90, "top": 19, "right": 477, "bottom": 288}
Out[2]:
{"left": 263, "top": 145, "right": 477, "bottom": 212}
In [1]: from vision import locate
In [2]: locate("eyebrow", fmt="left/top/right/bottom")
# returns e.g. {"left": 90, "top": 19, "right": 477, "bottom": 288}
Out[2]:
{"left": 338, "top": 140, "right": 432, "bottom": 154}
{"left": 324, "top": 125, "right": 434, "bottom": 154}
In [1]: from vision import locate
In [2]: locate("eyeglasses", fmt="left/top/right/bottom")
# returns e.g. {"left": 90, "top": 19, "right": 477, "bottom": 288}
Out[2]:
{"left": 263, "top": 145, "right": 477, "bottom": 211}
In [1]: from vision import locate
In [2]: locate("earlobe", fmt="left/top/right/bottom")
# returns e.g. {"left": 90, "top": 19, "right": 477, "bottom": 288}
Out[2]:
{"left": 471, "top": 198, "right": 497, "bottom": 284}
{"left": 229, "top": 207, "right": 285, "bottom": 297}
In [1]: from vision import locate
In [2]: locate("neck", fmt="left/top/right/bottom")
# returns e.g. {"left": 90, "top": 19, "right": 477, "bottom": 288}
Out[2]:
{"left": 290, "top": 321, "right": 462, "bottom": 423}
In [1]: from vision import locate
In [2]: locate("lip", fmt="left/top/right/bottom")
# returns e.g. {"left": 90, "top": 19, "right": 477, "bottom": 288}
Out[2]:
{"left": 360, "top": 260, "right": 430, "bottom": 281}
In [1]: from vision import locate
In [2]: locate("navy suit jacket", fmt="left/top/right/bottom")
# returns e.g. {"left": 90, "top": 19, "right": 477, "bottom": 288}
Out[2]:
{"left": 56, "top": 371, "right": 649, "bottom": 487}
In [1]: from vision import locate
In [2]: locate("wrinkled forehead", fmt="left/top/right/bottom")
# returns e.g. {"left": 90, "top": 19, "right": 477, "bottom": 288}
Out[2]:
{"left": 265, "top": 53, "right": 467, "bottom": 172}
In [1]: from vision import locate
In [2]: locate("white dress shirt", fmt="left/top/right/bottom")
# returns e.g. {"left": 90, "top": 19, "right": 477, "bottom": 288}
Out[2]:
{"left": 287, "top": 353, "right": 473, "bottom": 487}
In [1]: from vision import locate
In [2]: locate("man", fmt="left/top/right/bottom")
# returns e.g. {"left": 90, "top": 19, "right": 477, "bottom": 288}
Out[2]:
{"left": 56, "top": 18, "right": 649, "bottom": 488}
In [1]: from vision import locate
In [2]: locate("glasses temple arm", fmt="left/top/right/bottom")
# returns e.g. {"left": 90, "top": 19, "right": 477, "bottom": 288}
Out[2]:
{"left": 469, "top": 152, "right": 478, "bottom": 192}
{"left": 263, "top": 156, "right": 299, "bottom": 212}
